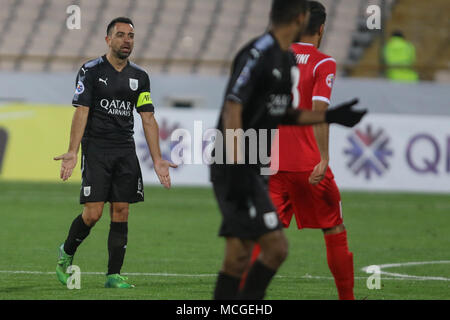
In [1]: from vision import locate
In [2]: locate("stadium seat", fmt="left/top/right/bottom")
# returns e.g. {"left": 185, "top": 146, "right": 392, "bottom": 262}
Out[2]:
{"left": 5, "top": 0, "right": 443, "bottom": 79}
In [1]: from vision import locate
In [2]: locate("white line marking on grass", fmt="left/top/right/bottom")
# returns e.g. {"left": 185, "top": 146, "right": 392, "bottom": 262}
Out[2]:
{"left": 0, "top": 270, "right": 358, "bottom": 280}
{"left": 0, "top": 270, "right": 216, "bottom": 277}
{"left": 362, "top": 260, "right": 450, "bottom": 281}
{"left": 0, "top": 269, "right": 447, "bottom": 282}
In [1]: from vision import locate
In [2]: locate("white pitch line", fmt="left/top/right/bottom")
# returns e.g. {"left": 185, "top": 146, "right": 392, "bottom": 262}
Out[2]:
{"left": 0, "top": 270, "right": 327, "bottom": 278}
{"left": 0, "top": 270, "right": 446, "bottom": 282}
{"left": 362, "top": 260, "right": 450, "bottom": 281}
{"left": 0, "top": 271, "right": 215, "bottom": 277}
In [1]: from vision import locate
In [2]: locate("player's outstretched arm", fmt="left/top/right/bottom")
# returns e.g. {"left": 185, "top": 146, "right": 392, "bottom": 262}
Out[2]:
{"left": 325, "top": 98, "right": 366, "bottom": 127}
{"left": 282, "top": 98, "right": 366, "bottom": 127}
{"left": 139, "top": 112, "right": 177, "bottom": 189}
{"left": 54, "top": 105, "right": 89, "bottom": 181}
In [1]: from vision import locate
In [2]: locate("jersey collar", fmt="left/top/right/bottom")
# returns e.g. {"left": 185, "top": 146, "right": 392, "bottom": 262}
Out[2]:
{"left": 103, "top": 54, "right": 130, "bottom": 73}
{"left": 267, "top": 31, "right": 283, "bottom": 52}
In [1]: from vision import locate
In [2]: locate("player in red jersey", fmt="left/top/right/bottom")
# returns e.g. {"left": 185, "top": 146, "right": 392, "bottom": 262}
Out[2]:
{"left": 246, "top": 1, "right": 355, "bottom": 300}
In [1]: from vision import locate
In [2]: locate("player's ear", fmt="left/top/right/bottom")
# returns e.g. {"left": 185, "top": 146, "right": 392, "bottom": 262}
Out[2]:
{"left": 319, "top": 24, "right": 325, "bottom": 37}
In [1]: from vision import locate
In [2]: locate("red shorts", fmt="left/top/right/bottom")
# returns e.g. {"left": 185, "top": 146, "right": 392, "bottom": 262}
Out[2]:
{"left": 268, "top": 168, "right": 343, "bottom": 229}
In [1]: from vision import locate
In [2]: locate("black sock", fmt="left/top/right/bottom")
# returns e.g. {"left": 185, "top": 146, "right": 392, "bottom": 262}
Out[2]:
{"left": 213, "top": 272, "right": 241, "bottom": 300}
{"left": 238, "top": 260, "right": 277, "bottom": 300}
{"left": 63, "top": 214, "right": 91, "bottom": 256}
{"left": 107, "top": 222, "right": 128, "bottom": 275}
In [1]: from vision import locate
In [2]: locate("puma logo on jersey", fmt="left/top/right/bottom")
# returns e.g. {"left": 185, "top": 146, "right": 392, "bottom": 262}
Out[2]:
{"left": 99, "top": 77, "right": 108, "bottom": 86}
{"left": 295, "top": 54, "right": 310, "bottom": 64}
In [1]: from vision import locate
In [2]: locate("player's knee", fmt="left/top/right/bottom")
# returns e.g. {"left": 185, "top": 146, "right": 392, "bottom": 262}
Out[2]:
{"left": 83, "top": 207, "right": 103, "bottom": 226}
{"left": 322, "top": 224, "right": 345, "bottom": 235}
{"left": 261, "top": 236, "right": 288, "bottom": 266}
{"left": 223, "top": 253, "right": 250, "bottom": 276}
{"left": 83, "top": 214, "right": 101, "bottom": 226}
{"left": 112, "top": 205, "right": 129, "bottom": 221}
{"left": 273, "top": 238, "right": 289, "bottom": 264}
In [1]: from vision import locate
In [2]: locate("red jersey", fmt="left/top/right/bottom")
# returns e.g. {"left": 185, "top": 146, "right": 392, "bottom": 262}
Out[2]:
{"left": 272, "top": 43, "right": 336, "bottom": 172}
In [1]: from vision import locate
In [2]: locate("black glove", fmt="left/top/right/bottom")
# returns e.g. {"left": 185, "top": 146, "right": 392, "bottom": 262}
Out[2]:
{"left": 225, "top": 164, "right": 251, "bottom": 202}
{"left": 325, "top": 98, "right": 367, "bottom": 127}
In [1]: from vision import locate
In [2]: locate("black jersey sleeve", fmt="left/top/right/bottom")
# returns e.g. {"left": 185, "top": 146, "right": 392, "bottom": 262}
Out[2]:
{"left": 72, "top": 65, "right": 95, "bottom": 108}
{"left": 135, "top": 72, "right": 155, "bottom": 113}
{"left": 225, "top": 47, "right": 264, "bottom": 108}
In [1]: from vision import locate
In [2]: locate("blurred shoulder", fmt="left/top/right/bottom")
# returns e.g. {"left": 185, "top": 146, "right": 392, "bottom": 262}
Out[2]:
{"left": 129, "top": 61, "right": 150, "bottom": 78}
{"left": 81, "top": 56, "right": 105, "bottom": 70}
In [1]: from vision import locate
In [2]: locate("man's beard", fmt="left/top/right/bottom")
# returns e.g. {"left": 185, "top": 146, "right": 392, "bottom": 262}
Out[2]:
{"left": 114, "top": 48, "right": 131, "bottom": 60}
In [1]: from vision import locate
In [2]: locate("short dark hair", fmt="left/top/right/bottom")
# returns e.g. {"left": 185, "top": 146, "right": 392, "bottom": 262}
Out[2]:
{"left": 392, "top": 30, "right": 404, "bottom": 38}
{"left": 270, "top": 0, "right": 309, "bottom": 26}
{"left": 107, "top": 17, "right": 134, "bottom": 36}
{"left": 304, "top": 1, "right": 326, "bottom": 36}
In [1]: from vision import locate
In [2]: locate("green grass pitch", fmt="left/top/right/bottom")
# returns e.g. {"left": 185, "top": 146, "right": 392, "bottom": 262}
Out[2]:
{"left": 0, "top": 181, "right": 449, "bottom": 300}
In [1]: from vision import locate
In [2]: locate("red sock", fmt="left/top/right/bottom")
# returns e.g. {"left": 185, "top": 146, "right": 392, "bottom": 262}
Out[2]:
{"left": 324, "top": 230, "right": 355, "bottom": 300}
{"left": 239, "top": 243, "right": 261, "bottom": 290}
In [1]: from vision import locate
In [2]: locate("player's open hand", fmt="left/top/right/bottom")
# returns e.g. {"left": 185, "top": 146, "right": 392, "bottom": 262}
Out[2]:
{"left": 325, "top": 98, "right": 367, "bottom": 127}
{"left": 309, "top": 160, "right": 328, "bottom": 185}
{"left": 54, "top": 151, "right": 77, "bottom": 181}
{"left": 154, "top": 159, "right": 178, "bottom": 189}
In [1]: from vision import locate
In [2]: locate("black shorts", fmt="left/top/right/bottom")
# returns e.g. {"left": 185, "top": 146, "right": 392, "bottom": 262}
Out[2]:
{"left": 211, "top": 165, "right": 282, "bottom": 240}
{"left": 80, "top": 143, "right": 144, "bottom": 204}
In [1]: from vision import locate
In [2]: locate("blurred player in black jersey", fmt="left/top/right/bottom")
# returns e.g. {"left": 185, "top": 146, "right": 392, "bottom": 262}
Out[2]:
{"left": 211, "top": 0, "right": 366, "bottom": 299}
{"left": 54, "top": 17, "right": 177, "bottom": 288}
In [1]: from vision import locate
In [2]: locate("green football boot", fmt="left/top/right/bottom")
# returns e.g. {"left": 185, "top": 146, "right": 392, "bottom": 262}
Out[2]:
{"left": 56, "top": 243, "right": 74, "bottom": 285}
{"left": 105, "top": 274, "right": 135, "bottom": 288}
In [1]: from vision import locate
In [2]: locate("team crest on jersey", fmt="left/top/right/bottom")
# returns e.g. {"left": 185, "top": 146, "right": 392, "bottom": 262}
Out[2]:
{"left": 129, "top": 78, "right": 138, "bottom": 91}
{"left": 75, "top": 80, "right": 85, "bottom": 94}
{"left": 326, "top": 74, "right": 335, "bottom": 88}
{"left": 263, "top": 212, "right": 279, "bottom": 229}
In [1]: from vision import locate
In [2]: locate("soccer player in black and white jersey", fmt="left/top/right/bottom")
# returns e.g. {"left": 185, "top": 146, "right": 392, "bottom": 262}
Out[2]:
{"left": 54, "top": 17, "right": 177, "bottom": 288}
{"left": 211, "top": 0, "right": 366, "bottom": 299}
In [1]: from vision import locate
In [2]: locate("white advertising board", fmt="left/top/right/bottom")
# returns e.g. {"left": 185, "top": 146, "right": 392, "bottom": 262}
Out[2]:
{"left": 135, "top": 110, "right": 450, "bottom": 193}
{"left": 329, "top": 114, "right": 450, "bottom": 193}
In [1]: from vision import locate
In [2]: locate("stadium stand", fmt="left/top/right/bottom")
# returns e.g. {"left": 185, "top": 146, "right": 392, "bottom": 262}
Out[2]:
{"left": 0, "top": 0, "right": 351, "bottom": 74}
{"left": 349, "top": 0, "right": 450, "bottom": 82}
{"left": 0, "top": 0, "right": 447, "bottom": 81}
